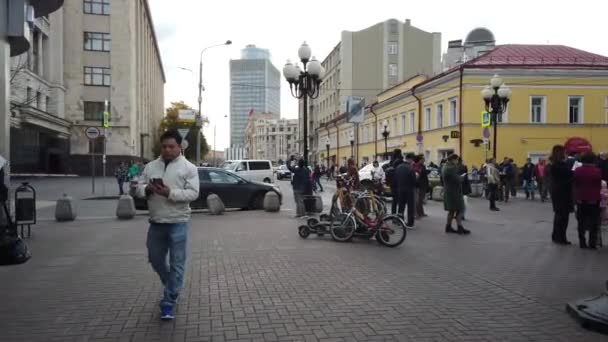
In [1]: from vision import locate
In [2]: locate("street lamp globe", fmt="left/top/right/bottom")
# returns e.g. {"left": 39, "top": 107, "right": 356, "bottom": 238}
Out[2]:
{"left": 307, "top": 56, "right": 322, "bottom": 78}
{"left": 298, "top": 41, "right": 312, "bottom": 63}
{"left": 325, "top": 137, "right": 330, "bottom": 146}
{"left": 319, "top": 66, "right": 326, "bottom": 80}
{"left": 283, "top": 60, "right": 298, "bottom": 82}
{"left": 498, "top": 84, "right": 512, "bottom": 99}
{"left": 490, "top": 74, "right": 503, "bottom": 89}
{"left": 383, "top": 119, "right": 389, "bottom": 132}
{"left": 294, "top": 63, "right": 302, "bottom": 76}
{"left": 481, "top": 86, "right": 493, "bottom": 101}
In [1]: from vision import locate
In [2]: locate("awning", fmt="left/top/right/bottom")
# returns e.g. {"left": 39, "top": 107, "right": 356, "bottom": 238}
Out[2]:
{"left": 565, "top": 137, "right": 592, "bottom": 154}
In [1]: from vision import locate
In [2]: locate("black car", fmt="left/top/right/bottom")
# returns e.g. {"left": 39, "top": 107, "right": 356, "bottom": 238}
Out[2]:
{"left": 134, "top": 167, "right": 282, "bottom": 210}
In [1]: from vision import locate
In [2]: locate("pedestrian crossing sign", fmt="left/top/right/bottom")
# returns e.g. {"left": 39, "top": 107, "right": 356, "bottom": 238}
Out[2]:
{"left": 481, "top": 111, "right": 491, "bottom": 128}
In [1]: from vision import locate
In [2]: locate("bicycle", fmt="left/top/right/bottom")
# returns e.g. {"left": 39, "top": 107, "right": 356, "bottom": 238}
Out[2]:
{"left": 328, "top": 176, "right": 405, "bottom": 247}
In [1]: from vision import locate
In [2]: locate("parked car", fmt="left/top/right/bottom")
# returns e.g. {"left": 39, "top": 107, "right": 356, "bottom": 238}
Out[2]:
{"left": 134, "top": 167, "right": 282, "bottom": 211}
{"left": 221, "top": 160, "right": 274, "bottom": 183}
{"left": 275, "top": 165, "right": 292, "bottom": 180}
{"left": 358, "top": 161, "right": 390, "bottom": 181}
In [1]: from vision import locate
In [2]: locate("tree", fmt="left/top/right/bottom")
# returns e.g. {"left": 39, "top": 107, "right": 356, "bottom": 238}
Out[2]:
{"left": 152, "top": 101, "right": 210, "bottom": 162}
{"left": 10, "top": 55, "right": 45, "bottom": 111}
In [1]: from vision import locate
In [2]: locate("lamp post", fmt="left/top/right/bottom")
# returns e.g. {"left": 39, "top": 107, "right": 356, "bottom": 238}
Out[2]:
{"left": 325, "top": 137, "right": 330, "bottom": 168}
{"left": 283, "top": 42, "right": 325, "bottom": 166}
{"left": 382, "top": 120, "right": 390, "bottom": 160}
{"left": 481, "top": 74, "right": 511, "bottom": 160}
{"left": 349, "top": 131, "right": 354, "bottom": 160}
{"left": 197, "top": 40, "right": 232, "bottom": 165}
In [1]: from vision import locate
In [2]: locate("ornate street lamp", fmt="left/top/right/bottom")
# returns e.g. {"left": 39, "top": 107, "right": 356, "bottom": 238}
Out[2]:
{"left": 283, "top": 42, "right": 325, "bottom": 166}
{"left": 481, "top": 74, "right": 511, "bottom": 160}
{"left": 325, "top": 137, "right": 330, "bottom": 168}
{"left": 382, "top": 120, "right": 390, "bottom": 160}
{"left": 349, "top": 131, "right": 355, "bottom": 160}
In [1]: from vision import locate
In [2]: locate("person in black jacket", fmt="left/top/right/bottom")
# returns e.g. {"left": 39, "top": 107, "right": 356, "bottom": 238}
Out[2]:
{"left": 549, "top": 145, "right": 574, "bottom": 245}
{"left": 288, "top": 157, "right": 312, "bottom": 217}
{"left": 395, "top": 158, "right": 417, "bottom": 227}
{"left": 386, "top": 149, "right": 404, "bottom": 214}
{"left": 521, "top": 158, "right": 536, "bottom": 200}
{"left": 597, "top": 152, "right": 608, "bottom": 182}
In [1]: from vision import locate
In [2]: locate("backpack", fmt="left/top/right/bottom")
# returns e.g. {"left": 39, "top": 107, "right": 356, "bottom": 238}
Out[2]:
{"left": 0, "top": 202, "right": 31, "bottom": 266}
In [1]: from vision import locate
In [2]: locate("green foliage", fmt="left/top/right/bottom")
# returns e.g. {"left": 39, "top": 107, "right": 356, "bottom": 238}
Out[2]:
{"left": 152, "top": 101, "right": 209, "bottom": 162}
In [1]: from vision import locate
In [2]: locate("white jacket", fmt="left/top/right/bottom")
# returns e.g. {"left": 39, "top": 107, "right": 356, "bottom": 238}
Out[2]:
{"left": 134, "top": 155, "right": 199, "bottom": 223}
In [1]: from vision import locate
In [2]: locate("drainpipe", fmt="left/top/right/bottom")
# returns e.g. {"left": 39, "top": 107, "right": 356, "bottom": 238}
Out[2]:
{"left": 412, "top": 87, "right": 423, "bottom": 152}
{"left": 334, "top": 121, "right": 340, "bottom": 166}
{"left": 370, "top": 102, "right": 378, "bottom": 160}
{"left": 458, "top": 66, "right": 464, "bottom": 155}
{"left": 325, "top": 124, "right": 331, "bottom": 164}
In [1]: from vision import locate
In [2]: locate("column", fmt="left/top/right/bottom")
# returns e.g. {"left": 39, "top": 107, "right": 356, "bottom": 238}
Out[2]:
{"left": 1, "top": 0, "right": 11, "bottom": 185}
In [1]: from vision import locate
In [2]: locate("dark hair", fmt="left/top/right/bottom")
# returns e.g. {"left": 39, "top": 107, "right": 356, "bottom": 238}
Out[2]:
{"left": 298, "top": 159, "right": 305, "bottom": 168}
{"left": 413, "top": 155, "right": 422, "bottom": 163}
{"left": 448, "top": 153, "right": 459, "bottom": 161}
{"left": 160, "top": 130, "right": 183, "bottom": 145}
{"left": 580, "top": 152, "right": 597, "bottom": 164}
{"left": 392, "top": 149, "right": 403, "bottom": 160}
{"left": 550, "top": 145, "right": 565, "bottom": 163}
{"left": 405, "top": 153, "right": 415, "bottom": 160}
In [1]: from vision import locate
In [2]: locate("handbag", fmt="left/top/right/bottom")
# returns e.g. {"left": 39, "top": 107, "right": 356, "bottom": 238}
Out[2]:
{"left": 0, "top": 201, "right": 31, "bottom": 266}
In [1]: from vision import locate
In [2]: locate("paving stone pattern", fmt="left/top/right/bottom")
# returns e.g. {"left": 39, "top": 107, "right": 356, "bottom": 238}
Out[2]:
{"left": 0, "top": 196, "right": 606, "bottom": 341}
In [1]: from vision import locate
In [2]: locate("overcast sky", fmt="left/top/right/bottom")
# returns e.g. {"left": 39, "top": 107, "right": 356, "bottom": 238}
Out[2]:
{"left": 148, "top": 0, "right": 607, "bottom": 151}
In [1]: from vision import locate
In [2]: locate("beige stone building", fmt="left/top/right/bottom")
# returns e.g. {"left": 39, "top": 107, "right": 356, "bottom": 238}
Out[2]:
{"left": 9, "top": 10, "right": 70, "bottom": 173}
{"left": 244, "top": 112, "right": 299, "bottom": 163}
{"left": 63, "top": 0, "right": 165, "bottom": 174}
{"left": 304, "top": 18, "right": 441, "bottom": 165}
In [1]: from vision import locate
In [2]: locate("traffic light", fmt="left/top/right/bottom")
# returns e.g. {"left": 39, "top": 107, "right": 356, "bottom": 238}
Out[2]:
{"left": 102, "top": 110, "right": 110, "bottom": 128}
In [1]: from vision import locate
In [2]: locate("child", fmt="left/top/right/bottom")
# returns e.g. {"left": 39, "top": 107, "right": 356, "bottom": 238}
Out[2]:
{"left": 601, "top": 180, "right": 608, "bottom": 227}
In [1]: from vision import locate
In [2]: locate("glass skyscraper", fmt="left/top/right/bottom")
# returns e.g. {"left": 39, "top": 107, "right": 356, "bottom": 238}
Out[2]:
{"left": 229, "top": 45, "right": 280, "bottom": 148}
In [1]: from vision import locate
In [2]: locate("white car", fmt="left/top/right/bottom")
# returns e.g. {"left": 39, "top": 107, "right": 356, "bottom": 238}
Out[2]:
{"left": 359, "top": 161, "right": 390, "bottom": 181}
{"left": 221, "top": 160, "right": 275, "bottom": 183}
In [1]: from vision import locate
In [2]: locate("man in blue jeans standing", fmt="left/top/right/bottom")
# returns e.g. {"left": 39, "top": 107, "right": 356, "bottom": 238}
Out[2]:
{"left": 133, "top": 130, "right": 199, "bottom": 320}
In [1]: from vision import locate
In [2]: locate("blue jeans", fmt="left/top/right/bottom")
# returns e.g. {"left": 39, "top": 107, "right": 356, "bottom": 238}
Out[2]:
{"left": 146, "top": 222, "right": 188, "bottom": 308}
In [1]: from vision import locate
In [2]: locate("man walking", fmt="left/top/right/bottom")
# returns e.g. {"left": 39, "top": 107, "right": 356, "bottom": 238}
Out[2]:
{"left": 114, "top": 162, "right": 128, "bottom": 195}
{"left": 313, "top": 163, "right": 323, "bottom": 192}
{"left": 486, "top": 158, "right": 500, "bottom": 211}
{"left": 133, "top": 130, "right": 199, "bottom": 320}
{"left": 522, "top": 158, "right": 536, "bottom": 200}
{"left": 288, "top": 157, "right": 312, "bottom": 217}
{"left": 386, "top": 149, "right": 404, "bottom": 215}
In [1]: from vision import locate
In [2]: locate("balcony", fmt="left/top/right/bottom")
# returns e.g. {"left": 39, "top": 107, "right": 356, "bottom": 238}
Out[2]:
{"left": 31, "top": 0, "right": 64, "bottom": 17}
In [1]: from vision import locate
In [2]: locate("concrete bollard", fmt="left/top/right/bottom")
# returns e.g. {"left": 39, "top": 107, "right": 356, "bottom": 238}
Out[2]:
{"left": 116, "top": 195, "right": 136, "bottom": 219}
{"left": 313, "top": 195, "right": 323, "bottom": 213}
{"left": 432, "top": 186, "right": 444, "bottom": 202}
{"left": 55, "top": 194, "right": 77, "bottom": 222}
{"left": 206, "top": 194, "right": 225, "bottom": 215}
{"left": 263, "top": 191, "right": 280, "bottom": 212}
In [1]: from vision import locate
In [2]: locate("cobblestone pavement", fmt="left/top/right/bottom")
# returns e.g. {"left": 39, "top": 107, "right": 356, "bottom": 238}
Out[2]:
{"left": 0, "top": 189, "right": 607, "bottom": 341}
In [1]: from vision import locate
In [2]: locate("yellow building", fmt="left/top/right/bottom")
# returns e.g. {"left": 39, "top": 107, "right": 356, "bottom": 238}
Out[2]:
{"left": 318, "top": 44, "right": 608, "bottom": 168}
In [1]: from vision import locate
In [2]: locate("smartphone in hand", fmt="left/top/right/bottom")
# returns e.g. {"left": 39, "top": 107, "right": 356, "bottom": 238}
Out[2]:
{"left": 151, "top": 178, "right": 164, "bottom": 187}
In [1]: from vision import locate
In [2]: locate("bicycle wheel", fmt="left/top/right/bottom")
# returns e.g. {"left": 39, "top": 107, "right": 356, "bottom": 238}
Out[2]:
{"left": 330, "top": 212, "right": 356, "bottom": 242}
{"left": 376, "top": 215, "right": 407, "bottom": 247}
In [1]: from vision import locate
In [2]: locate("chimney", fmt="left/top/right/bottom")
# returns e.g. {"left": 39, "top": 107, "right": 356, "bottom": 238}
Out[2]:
{"left": 405, "top": 19, "right": 411, "bottom": 26}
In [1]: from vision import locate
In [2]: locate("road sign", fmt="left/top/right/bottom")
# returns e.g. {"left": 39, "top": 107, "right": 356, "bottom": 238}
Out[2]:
{"left": 177, "top": 129, "right": 190, "bottom": 139}
{"left": 450, "top": 130, "right": 460, "bottom": 139}
{"left": 85, "top": 127, "right": 100, "bottom": 140}
{"left": 481, "top": 111, "right": 491, "bottom": 127}
{"left": 181, "top": 140, "right": 189, "bottom": 150}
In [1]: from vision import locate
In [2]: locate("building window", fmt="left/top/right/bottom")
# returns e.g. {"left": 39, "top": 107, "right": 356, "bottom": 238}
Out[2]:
{"left": 530, "top": 96, "right": 545, "bottom": 123}
{"left": 449, "top": 98, "right": 458, "bottom": 125}
{"left": 392, "top": 117, "right": 398, "bottom": 136}
{"left": 568, "top": 96, "right": 583, "bottom": 124}
{"left": 26, "top": 87, "right": 32, "bottom": 105}
{"left": 388, "top": 64, "right": 398, "bottom": 77}
{"left": 436, "top": 103, "right": 443, "bottom": 128}
{"left": 45, "top": 96, "right": 50, "bottom": 112}
{"left": 84, "top": 0, "right": 110, "bottom": 15}
{"left": 425, "top": 107, "right": 431, "bottom": 130}
{"left": 36, "top": 92, "right": 41, "bottom": 109}
{"left": 401, "top": 113, "right": 406, "bottom": 134}
{"left": 409, "top": 111, "right": 415, "bottom": 133}
{"left": 84, "top": 101, "right": 109, "bottom": 121}
{"left": 388, "top": 42, "right": 398, "bottom": 55}
{"left": 84, "top": 32, "right": 111, "bottom": 52}
{"left": 84, "top": 66, "right": 111, "bottom": 86}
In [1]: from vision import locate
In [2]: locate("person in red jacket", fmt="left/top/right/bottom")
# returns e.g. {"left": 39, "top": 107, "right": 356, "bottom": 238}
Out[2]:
{"left": 573, "top": 152, "right": 602, "bottom": 249}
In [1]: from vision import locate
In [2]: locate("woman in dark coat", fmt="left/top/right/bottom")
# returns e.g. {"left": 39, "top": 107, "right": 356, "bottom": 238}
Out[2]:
{"left": 549, "top": 145, "right": 574, "bottom": 245}
{"left": 442, "top": 154, "right": 470, "bottom": 235}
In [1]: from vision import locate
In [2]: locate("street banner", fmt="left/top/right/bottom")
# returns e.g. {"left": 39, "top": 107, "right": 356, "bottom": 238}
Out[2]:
{"left": 346, "top": 96, "right": 365, "bottom": 123}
